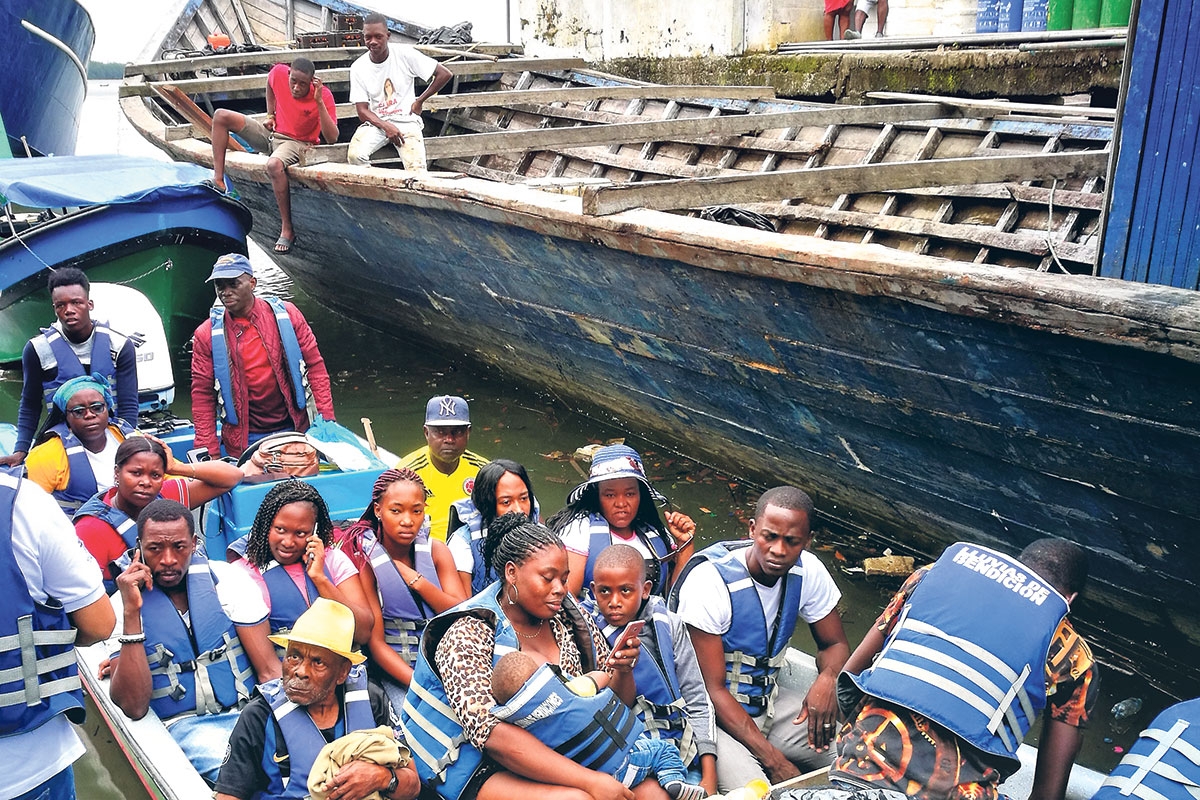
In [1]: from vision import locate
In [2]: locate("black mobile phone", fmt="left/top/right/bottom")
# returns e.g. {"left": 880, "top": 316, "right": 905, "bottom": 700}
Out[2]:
{"left": 186, "top": 447, "right": 212, "bottom": 464}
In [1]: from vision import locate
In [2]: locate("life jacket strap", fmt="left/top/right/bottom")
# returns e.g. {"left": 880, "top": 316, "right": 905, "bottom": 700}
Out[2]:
{"left": 382, "top": 617, "right": 422, "bottom": 663}
{"left": 402, "top": 681, "right": 467, "bottom": 780}
{"left": 1106, "top": 719, "right": 1200, "bottom": 799}
{"left": 635, "top": 695, "right": 697, "bottom": 766}
{"left": 0, "top": 616, "right": 80, "bottom": 709}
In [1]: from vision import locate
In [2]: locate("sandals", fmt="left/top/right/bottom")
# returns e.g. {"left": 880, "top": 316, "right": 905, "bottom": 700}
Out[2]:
{"left": 274, "top": 235, "right": 296, "bottom": 254}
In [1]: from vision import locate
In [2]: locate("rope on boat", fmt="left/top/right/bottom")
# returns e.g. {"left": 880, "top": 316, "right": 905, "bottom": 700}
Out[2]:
{"left": 1040, "top": 179, "right": 1068, "bottom": 274}
{"left": 116, "top": 259, "right": 174, "bottom": 285}
{"left": 4, "top": 209, "right": 54, "bottom": 271}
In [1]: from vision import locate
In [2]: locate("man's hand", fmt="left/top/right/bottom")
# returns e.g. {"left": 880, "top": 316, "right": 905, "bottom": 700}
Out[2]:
{"left": 762, "top": 749, "right": 801, "bottom": 784}
{"left": 312, "top": 76, "right": 324, "bottom": 96}
{"left": 263, "top": 116, "right": 276, "bottom": 133}
{"left": 409, "top": 98, "right": 425, "bottom": 116}
{"left": 115, "top": 549, "right": 152, "bottom": 613}
{"left": 0, "top": 451, "right": 26, "bottom": 467}
{"left": 794, "top": 671, "right": 838, "bottom": 751}
{"left": 323, "top": 760, "right": 391, "bottom": 800}
{"left": 382, "top": 121, "right": 403, "bottom": 144}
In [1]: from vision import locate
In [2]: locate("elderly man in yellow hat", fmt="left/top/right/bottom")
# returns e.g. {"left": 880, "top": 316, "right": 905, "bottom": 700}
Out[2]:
{"left": 215, "top": 598, "right": 418, "bottom": 800}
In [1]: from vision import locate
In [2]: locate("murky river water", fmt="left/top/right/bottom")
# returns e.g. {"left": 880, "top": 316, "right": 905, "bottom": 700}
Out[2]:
{"left": 0, "top": 82, "right": 1181, "bottom": 797}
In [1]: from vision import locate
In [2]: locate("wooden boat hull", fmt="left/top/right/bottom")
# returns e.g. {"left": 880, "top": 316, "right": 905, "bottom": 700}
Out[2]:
{"left": 116, "top": 57, "right": 1200, "bottom": 691}
{"left": 233, "top": 163, "right": 1200, "bottom": 689}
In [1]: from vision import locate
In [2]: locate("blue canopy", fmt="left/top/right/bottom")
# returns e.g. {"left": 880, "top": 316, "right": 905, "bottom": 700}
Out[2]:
{"left": 0, "top": 154, "right": 220, "bottom": 209}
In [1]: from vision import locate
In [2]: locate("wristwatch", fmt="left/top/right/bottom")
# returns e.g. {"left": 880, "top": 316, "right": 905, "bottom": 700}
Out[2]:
{"left": 384, "top": 766, "right": 399, "bottom": 797}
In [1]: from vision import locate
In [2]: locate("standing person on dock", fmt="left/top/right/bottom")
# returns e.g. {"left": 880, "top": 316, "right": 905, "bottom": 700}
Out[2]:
{"left": 190, "top": 254, "right": 337, "bottom": 459}
{"left": 1, "top": 268, "right": 137, "bottom": 469}
{"left": 831, "top": 538, "right": 1097, "bottom": 800}
{"left": 446, "top": 458, "right": 541, "bottom": 595}
{"left": 395, "top": 395, "right": 488, "bottom": 541}
{"left": 73, "top": 435, "right": 243, "bottom": 591}
{"left": 547, "top": 443, "right": 696, "bottom": 599}
{"left": 106, "top": 499, "right": 279, "bottom": 785}
{"left": 843, "top": 0, "right": 888, "bottom": 38}
{"left": 209, "top": 57, "right": 338, "bottom": 255}
{"left": 215, "top": 598, "right": 420, "bottom": 800}
{"left": 824, "top": 0, "right": 854, "bottom": 39}
{"left": 24, "top": 375, "right": 134, "bottom": 514}
{"left": 346, "top": 12, "right": 453, "bottom": 171}
{"left": 347, "top": 469, "right": 464, "bottom": 710}
{"left": 0, "top": 475, "right": 115, "bottom": 800}
{"left": 669, "top": 485, "right": 850, "bottom": 793}
{"left": 231, "top": 480, "right": 375, "bottom": 650}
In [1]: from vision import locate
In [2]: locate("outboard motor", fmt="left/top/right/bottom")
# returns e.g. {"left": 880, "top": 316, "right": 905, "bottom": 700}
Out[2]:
{"left": 89, "top": 283, "right": 176, "bottom": 414}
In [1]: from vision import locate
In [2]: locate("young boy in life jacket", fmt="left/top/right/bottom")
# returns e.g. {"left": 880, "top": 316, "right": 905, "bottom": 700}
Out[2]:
{"left": 490, "top": 651, "right": 708, "bottom": 800}
{"left": 588, "top": 544, "right": 719, "bottom": 794}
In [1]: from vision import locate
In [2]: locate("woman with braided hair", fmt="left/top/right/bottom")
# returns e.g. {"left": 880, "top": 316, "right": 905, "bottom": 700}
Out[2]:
{"left": 350, "top": 468, "right": 464, "bottom": 709}
{"left": 403, "top": 513, "right": 671, "bottom": 800}
{"left": 231, "top": 479, "right": 374, "bottom": 650}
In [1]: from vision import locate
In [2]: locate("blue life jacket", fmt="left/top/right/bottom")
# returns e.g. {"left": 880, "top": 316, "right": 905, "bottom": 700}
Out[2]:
{"left": 1091, "top": 698, "right": 1200, "bottom": 800}
{"left": 41, "top": 420, "right": 133, "bottom": 514}
{"left": 73, "top": 491, "right": 139, "bottom": 592}
{"left": 668, "top": 540, "right": 802, "bottom": 717}
{"left": 261, "top": 560, "right": 335, "bottom": 657}
{"left": 137, "top": 551, "right": 256, "bottom": 720}
{"left": 209, "top": 297, "right": 308, "bottom": 427}
{"left": 256, "top": 664, "right": 374, "bottom": 800}
{"left": 848, "top": 542, "right": 1068, "bottom": 768}
{"left": 492, "top": 662, "right": 643, "bottom": 776}
{"left": 401, "top": 583, "right": 599, "bottom": 800}
{"left": 0, "top": 474, "right": 86, "bottom": 735}
{"left": 30, "top": 323, "right": 123, "bottom": 412}
{"left": 576, "top": 513, "right": 672, "bottom": 597}
{"left": 364, "top": 523, "right": 440, "bottom": 666}
{"left": 585, "top": 594, "right": 697, "bottom": 766}
{"left": 447, "top": 498, "right": 542, "bottom": 595}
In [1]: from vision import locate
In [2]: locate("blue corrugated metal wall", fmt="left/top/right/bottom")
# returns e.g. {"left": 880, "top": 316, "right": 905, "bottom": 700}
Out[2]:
{"left": 1101, "top": 0, "right": 1200, "bottom": 289}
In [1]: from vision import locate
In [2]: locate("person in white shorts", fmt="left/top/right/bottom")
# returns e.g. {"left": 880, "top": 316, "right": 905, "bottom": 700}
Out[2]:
{"left": 348, "top": 13, "right": 453, "bottom": 171}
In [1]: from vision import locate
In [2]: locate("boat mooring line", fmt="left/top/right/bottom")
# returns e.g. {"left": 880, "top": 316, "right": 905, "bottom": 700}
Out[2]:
{"left": 117, "top": 259, "right": 174, "bottom": 285}
{"left": 4, "top": 211, "right": 53, "bottom": 271}
{"left": 20, "top": 20, "right": 89, "bottom": 95}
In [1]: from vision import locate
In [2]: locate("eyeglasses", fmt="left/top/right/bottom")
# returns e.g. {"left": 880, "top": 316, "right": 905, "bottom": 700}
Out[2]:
{"left": 66, "top": 401, "right": 107, "bottom": 418}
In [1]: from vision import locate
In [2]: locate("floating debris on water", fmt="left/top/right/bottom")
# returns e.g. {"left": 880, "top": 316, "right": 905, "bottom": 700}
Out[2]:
{"left": 1111, "top": 697, "right": 1143, "bottom": 719}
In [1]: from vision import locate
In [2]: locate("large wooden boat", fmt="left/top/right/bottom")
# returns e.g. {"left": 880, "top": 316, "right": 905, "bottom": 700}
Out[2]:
{"left": 114, "top": 12, "right": 1200, "bottom": 694}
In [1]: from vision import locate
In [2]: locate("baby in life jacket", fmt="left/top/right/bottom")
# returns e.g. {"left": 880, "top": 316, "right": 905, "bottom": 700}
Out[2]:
{"left": 491, "top": 651, "right": 708, "bottom": 800}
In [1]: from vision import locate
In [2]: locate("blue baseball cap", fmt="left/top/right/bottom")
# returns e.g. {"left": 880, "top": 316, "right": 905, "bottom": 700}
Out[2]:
{"left": 206, "top": 253, "right": 254, "bottom": 282}
{"left": 425, "top": 395, "right": 470, "bottom": 426}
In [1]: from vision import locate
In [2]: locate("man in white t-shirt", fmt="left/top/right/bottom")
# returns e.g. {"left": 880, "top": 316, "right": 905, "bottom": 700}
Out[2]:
{"left": 347, "top": 13, "right": 453, "bottom": 171}
{"left": 1, "top": 475, "right": 115, "bottom": 800}
{"left": 670, "top": 485, "right": 850, "bottom": 793}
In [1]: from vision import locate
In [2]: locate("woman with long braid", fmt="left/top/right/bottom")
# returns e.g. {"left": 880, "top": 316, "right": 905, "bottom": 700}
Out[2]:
{"left": 231, "top": 480, "right": 374, "bottom": 648}
{"left": 446, "top": 459, "right": 540, "bottom": 596}
{"left": 349, "top": 468, "right": 464, "bottom": 709}
{"left": 403, "top": 514, "right": 671, "bottom": 800}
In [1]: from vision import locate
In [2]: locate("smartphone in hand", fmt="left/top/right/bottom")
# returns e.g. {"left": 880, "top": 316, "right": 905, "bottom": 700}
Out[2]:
{"left": 604, "top": 619, "right": 645, "bottom": 668}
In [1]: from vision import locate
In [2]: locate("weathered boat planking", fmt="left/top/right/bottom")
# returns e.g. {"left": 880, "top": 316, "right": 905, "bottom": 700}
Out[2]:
{"left": 117, "top": 41, "right": 1200, "bottom": 693}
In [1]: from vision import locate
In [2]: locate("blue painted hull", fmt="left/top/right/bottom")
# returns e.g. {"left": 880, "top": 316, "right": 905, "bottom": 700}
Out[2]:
{"left": 221, "top": 171, "right": 1200, "bottom": 690}
{"left": 0, "top": 0, "right": 93, "bottom": 156}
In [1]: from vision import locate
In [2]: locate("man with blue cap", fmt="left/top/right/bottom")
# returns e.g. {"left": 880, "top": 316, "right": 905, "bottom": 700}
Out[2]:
{"left": 190, "top": 254, "right": 336, "bottom": 458}
{"left": 1, "top": 268, "right": 137, "bottom": 469}
{"left": 395, "top": 395, "right": 488, "bottom": 541}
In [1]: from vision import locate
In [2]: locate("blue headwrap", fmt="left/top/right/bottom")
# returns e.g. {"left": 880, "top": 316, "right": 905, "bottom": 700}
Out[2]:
{"left": 52, "top": 373, "right": 116, "bottom": 414}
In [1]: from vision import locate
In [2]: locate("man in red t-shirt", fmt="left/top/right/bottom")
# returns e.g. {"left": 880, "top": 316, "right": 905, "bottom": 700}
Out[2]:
{"left": 210, "top": 58, "right": 338, "bottom": 255}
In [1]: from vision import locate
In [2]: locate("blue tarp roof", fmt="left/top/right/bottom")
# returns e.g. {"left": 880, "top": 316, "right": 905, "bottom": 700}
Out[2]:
{"left": 0, "top": 154, "right": 218, "bottom": 209}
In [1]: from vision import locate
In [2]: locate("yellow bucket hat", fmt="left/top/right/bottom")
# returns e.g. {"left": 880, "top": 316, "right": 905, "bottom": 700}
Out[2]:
{"left": 268, "top": 598, "right": 367, "bottom": 665}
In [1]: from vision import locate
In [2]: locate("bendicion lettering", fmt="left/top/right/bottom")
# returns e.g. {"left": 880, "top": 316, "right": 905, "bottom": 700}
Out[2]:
{"left": 951, "top": 547, "right": 1050, "bottom": 605}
